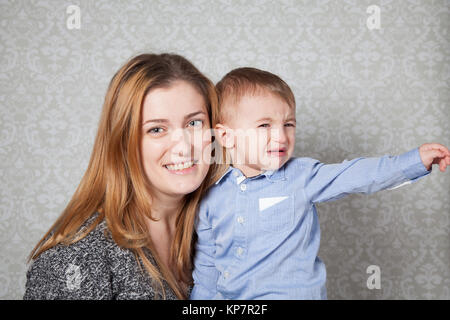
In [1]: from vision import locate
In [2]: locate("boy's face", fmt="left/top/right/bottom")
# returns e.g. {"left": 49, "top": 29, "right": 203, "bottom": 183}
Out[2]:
{"left": 217, "top": 91, "right": 296, "bottom": 177}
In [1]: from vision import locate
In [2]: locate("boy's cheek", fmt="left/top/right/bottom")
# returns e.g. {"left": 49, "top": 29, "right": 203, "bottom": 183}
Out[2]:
{"left": 244, "top": 142, "right": 260, "bottom": 165}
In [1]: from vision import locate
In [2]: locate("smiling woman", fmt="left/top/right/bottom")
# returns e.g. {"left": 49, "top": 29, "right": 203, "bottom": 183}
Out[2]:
{"left": 140, "top": 81, "right": 212, "bottom": 193}
{"left": 23, "top": 53, "right": 226, "bottom": 300}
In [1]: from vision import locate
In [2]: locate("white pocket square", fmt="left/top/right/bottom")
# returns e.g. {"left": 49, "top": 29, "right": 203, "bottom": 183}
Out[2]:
{"left": 259, "top": 196, "right": 289, "bottom": 211}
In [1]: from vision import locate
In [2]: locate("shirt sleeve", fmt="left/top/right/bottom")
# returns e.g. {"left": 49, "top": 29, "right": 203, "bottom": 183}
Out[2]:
{"left": 301, "top": 147, "right": 431, "bottom": 204}
{"left": 190, "top": 200, "right": 219, "bottom": 300}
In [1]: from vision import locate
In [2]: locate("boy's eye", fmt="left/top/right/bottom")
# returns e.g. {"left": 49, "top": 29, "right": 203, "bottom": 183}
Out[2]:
{"left": 285, "top": 123, "right": 296, "bottom": 127}
{"left": 188, "top": 119, "right": 203, "bottom": 127}
{"left": 258, "top": 124, "right": 270, "bottom": 128}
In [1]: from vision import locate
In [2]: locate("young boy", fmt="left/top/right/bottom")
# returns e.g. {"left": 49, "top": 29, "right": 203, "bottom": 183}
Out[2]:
{"left": 190, "top": 67, "right": 450, "bottom": 300}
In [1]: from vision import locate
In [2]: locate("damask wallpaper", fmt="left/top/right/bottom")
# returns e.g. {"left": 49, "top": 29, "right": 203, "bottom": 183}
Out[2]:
{"left": 0, "top": 0, "right": 449, "bottom": 299}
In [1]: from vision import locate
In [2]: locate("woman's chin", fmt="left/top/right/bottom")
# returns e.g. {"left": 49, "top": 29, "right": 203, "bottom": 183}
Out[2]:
{"left": 162, "top": 166, "right": 208, "bottom": 195}
{"left": 166, "top": 182, "right": 202, "bottom": 196}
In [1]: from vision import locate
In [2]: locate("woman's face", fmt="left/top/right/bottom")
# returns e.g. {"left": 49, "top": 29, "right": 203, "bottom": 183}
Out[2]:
{"left": 140, "top": 80, "right": 212, "bottom": 200}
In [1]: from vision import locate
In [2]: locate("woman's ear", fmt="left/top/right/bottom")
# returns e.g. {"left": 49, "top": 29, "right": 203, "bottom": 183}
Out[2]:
{"left": 214, "top": 124, "right": 234, "bottom": 149}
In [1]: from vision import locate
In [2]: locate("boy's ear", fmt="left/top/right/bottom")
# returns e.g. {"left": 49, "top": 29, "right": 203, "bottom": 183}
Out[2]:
{"left": 214, "top": 124, "right": 235, "bottom": 149}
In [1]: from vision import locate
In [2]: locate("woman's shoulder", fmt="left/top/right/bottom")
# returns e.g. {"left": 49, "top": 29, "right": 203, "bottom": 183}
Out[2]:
{"left": 23, "top": 213, "right": 167, "bottom": 300}
{"left": 31, "top": 213, "right": 126, "bottom": 264}
{"left": 24, "top": 214, "right": 113, "bottom": 299}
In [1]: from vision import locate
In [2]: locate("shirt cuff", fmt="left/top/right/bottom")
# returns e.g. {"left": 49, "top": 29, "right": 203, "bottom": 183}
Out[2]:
{"left": 398, "top": 147, "right": 431, "bottom": 181}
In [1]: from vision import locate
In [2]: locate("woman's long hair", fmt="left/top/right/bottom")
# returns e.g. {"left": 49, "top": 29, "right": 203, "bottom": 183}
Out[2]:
{"left": 28, "top": 53, "right": 227, "bottom": 299}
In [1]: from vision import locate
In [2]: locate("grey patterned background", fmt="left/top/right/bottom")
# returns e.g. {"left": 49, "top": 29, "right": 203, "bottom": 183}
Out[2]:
{"left": 0, "top": 0, "right": 449, "bottom": 299}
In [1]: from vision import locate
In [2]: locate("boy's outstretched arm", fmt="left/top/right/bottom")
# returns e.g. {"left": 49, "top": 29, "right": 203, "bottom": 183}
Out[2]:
{"left": 301, "top": 143, "right": 450, "bottom": 204}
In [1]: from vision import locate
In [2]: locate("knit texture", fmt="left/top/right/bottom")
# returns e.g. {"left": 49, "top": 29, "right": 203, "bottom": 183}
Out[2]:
{"left": 23, "top": 214, "right": 179, "bottom": 300}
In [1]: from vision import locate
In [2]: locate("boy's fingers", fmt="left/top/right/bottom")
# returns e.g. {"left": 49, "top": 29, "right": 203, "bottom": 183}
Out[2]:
{"left": 441, "top": 157, "right": 449, "bottom": 169}
{"left": 440, "top": 159, "right": 447, "bottom": 171}
{"left": 423, "top": 143, "right": 450, "bottom": 154}
{"left": 430, "top": 149, "right": 445, "bottom": 158}
{"left": 430, "top": 143, "right": 450, "bottom": 156}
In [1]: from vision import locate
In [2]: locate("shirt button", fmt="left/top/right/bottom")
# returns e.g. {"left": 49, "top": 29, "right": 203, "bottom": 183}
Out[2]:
{"left": 224, "top": 271, "right": 230, "bottom": 279}
{"left": 237, "top": 216, "right": 244, "bottom": 224}
{"left": 237, "top": 247, "right": 244, "bottom": 256}
{"left": 233, "top": 171, "right": 239, "bottom": 177}
{"left": 240, "top": 184, "right": 247, "bottom": 191}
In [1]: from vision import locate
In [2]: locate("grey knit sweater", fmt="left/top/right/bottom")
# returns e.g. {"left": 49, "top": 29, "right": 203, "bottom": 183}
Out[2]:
{"left": 23, "top": 214, "right": 181, "bottom": 300}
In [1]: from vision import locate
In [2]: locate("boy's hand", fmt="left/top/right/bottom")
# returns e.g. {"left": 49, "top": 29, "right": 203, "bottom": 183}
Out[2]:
{"left": 419, "top": 143, "right": 450, "bottom": 172}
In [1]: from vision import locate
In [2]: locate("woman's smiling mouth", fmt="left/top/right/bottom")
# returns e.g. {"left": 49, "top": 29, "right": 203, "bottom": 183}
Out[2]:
{"left": 164, "top": 160, "right": 197, "bottom": 174}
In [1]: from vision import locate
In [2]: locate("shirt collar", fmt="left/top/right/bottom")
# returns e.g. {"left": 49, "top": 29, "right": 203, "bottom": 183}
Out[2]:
{"left": 214, "top": 164, "right": 286, "bottom": 185}
{"left": 261, "top": 166, "right": 286, "bottom": 182}
{"left": 214, "top": 166, "right": 233, "bottom": 185}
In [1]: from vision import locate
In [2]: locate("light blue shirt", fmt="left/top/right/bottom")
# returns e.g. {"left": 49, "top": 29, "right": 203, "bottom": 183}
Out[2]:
{"left": 190, "top": 147, "right": 431, "bottom": 299}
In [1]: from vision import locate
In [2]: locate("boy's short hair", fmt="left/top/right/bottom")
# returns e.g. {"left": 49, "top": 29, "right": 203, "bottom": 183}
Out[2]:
{"left": 216, "top": 67, "right": 296, "bottom": 123}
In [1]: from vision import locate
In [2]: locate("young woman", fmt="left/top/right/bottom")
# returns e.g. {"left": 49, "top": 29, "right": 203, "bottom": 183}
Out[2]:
{"left": 24, "top": 53, "right": 225, "bottom": 299}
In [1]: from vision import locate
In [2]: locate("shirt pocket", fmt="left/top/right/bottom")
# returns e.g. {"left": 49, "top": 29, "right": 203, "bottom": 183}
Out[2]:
{"left": 257, "top": 195, "right": 294, "bottom": 233}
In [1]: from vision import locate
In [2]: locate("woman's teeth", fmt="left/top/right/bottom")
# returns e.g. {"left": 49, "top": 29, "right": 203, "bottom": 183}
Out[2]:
{"left": 165, "top": 161, "right": 195, "bottom": 171}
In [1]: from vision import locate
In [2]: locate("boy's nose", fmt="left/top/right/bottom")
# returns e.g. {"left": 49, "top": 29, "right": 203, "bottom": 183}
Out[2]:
{"left": 270, "top": 127, "right": 288, "bottom": 144}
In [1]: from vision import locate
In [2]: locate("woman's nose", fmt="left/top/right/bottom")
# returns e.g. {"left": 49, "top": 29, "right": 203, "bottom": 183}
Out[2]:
{"left": 170, "top": 128, "right": 194, "bottom": 158}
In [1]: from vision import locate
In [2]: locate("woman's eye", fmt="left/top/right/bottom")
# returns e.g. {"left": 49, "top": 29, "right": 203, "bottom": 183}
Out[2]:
{"left": 188, "top": 119, "right": 203, "bottom": 127}
{"left": 258, "top": 124, "right": 270, "bottom": 128}
{"left": 147, "top": 127, "right": 164, "bottom": 134}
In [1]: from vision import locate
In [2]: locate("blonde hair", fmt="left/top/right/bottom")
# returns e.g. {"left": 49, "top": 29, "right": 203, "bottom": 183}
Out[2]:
{"left": 28, "top": 53, "right": 225, "bottom": 299}
{"left": 216, "top": 67, "right": 296, "bottom": 123}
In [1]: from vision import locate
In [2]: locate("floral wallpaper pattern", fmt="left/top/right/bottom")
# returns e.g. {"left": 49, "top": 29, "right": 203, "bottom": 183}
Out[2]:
{"left": 0, "top": 0, "right": 449, "bottom": 299}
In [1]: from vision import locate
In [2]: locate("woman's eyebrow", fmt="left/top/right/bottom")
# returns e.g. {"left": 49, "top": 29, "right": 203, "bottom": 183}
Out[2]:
{"left": 142, "top": 111, "right": 206, "bottom": 126}
{"left": 143, "top": 118, "right": 168, "bottom": 125}
{"left": 184, "top": 111, "right": 206, "bottom": 119}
